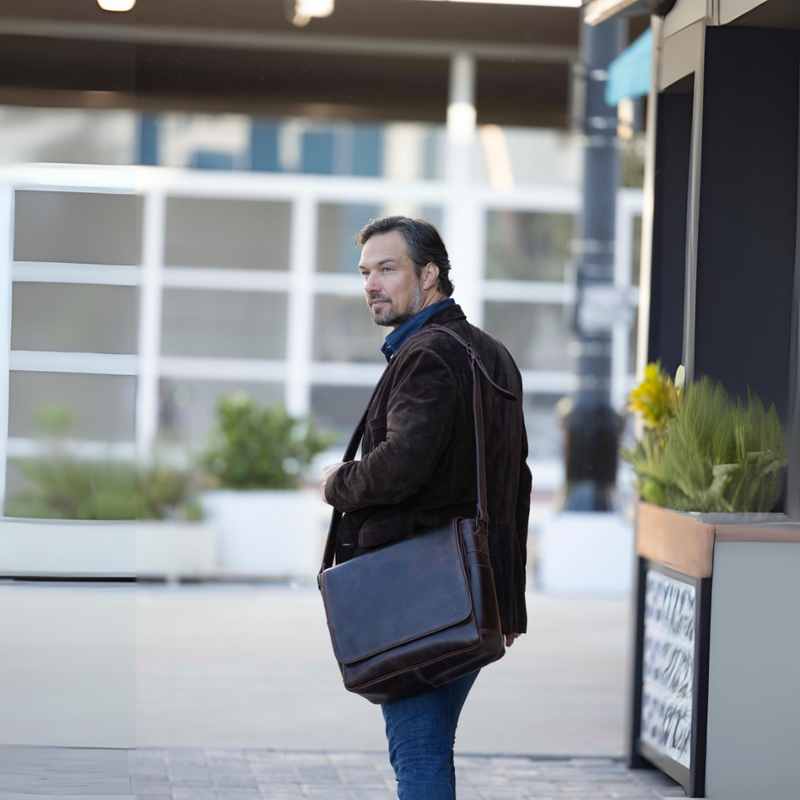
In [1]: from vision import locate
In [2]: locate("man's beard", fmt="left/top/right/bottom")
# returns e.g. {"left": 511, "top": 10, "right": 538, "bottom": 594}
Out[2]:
{"left": 369, "top": 282, "right": 422, "bottom": 327}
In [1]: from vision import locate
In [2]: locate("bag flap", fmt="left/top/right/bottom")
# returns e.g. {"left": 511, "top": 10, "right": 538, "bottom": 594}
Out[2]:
{"left": 321, "top": 520, "right": 472, "bottom": 665}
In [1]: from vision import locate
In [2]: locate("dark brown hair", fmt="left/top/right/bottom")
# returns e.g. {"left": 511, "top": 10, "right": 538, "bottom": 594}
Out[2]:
{"left": 355, "top": 216, "right": 454, "bottom": 297}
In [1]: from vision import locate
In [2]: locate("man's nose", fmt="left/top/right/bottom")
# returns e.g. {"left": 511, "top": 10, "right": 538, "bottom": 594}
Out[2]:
{"left": 364, "top": 272, "right": 382, "bottom": 293}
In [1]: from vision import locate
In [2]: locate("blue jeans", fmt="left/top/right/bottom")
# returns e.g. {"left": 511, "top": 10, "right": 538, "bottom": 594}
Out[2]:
{"left": 381, "top": 670, "right": 480, "bottom": 800}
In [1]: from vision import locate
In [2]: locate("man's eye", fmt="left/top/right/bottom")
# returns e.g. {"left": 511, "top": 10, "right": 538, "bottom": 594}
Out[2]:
{"left": 382, "top": 267, "right": 393, "bottom": 273}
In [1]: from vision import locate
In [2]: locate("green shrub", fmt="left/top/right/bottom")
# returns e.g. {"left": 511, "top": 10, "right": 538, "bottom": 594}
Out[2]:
{"left": 200, "top": 394, "right": 334, "bottom": 490}
{"left": 4, "top": 457, "right": 204, "bottom": 521}
{"left": 622, "top": 372, "right": 786, "bottom": 513}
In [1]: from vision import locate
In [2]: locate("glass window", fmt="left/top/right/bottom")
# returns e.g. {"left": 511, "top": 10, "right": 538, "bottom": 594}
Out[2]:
{"left": 313, "top": 295, "right": 385, "bottom": 364}
{"left": 485, "top": 211, "right": 575, "bottom": 282}
{"left": 161, "top": 289, "right": 287, "bottom": 360}
{"left": 14, "top": 191, "right": 142, "bottom": 266}
{"left": 632, "top": 215, "right": 642, "bottom": 286}
{"left": 316, "top": 203, "right": 444, "bottom": 274}
{"left": 483, "top": 302, "right": 570, "bottom": 372}
{"left": 159, "top": 380, "right": 284, "bottom": 443}
{"left": 629, "top": 319, "right": 639, "bottom": 375}
{"left": 317, "top": 203, "right": 381, "bottom": 274}
{"left": 8, "top": 372, "right": 136, "bottom": 442}
{"left": 311, "top": 385, "right": 374, "bottom": 443}
{"left": 164, "top": 197, "right": 291, "bottom": 270}
{"left": 11, "top": 284, "right": 138, "bottom": 355}
{"left": 523, "top": 394, "right": 564, "bottom": 459}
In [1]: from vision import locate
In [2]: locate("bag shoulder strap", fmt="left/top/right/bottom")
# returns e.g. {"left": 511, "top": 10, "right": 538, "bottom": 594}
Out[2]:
{"left": 318, "top": 323, "right": 518, "bottom": 579}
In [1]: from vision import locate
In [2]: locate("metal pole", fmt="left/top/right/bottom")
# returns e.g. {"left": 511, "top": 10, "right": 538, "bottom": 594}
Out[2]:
{"left": 558, "top": 17, "right": 625, "bottom": 512}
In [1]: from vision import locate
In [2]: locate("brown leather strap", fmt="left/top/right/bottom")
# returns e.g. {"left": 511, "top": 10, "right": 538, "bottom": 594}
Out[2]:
{"left": 319, "top": 323, "right": 518, "bottom": 579}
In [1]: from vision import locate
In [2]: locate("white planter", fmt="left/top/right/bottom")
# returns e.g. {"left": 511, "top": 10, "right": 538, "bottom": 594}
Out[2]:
{"left": 202, "top": 488, "right": 329, "bottom": 578}
{"left": 136, "top": 520, "right": 218, "bottom": 580}
{"left": 537, "top": 511, "right": 634, "bottom": 595}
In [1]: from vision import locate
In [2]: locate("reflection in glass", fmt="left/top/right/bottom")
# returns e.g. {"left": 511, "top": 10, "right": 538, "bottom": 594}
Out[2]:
{"left": 161, "top": 289, "right": 288, "bottom": 359}
{"left": 522, "top": 394, "right": 563, "bottom": 459}
{"left": 483, "top": 302, "right": 570, "bottom": 372}
{"left": 8, "top": 372, "right": 136, "bottom": 442}
{"left": 11, "top": 284, "right": 139, "bottom": 355}
{"left": 485, "top": 210, "right": 575, "bottom": 282}
{"left": 14, "top": 191, "right": 142, "bottom": 266}
{"left": 313, "top": 295, "right": 385, "bottom": 363}
{"left": 632, "top": 215, "right": 642, "bottom": 286}
{"left": 164, "top": 198, "right": 291, "bottom": 270}
{"left": 311, "top": 385, "right": 374, "bottom": 442}
{"left": 159, "top": 380, "right": 284, "bottom": 443}
{"left": 317, "top": 203, "right": 444, "bottom": 274}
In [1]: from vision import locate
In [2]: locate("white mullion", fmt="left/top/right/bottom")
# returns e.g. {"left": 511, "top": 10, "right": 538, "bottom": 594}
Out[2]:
{"left": 161, "top": 267, "right": 291, "bottom": 292}
{"left": 136, "top": 190, "right": 166, "bottom": 460}
{"left": 611, "top": 202, "right": 635, "bottom": 410}
{"left": 482, "top": 280, "right": 575, "bottom": 304}
{"left": 9, "top": 351, "right": 137, "bottom": 375}
{"left": 11, "top": 263, "right": 140, "bottom": 286}
{"left": 0, "top": 183, "right": 14, "bottom": 510}
{"left": 285, "top": 194, "right": 316, "bottom": 416}
{"left": 159, "top": 357, "right": 287, "bottom": 382}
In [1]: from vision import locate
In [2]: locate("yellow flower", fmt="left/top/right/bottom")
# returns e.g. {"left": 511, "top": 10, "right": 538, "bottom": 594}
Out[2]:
{"left": 627, "top": 362, "right": 683, "bottom": 437}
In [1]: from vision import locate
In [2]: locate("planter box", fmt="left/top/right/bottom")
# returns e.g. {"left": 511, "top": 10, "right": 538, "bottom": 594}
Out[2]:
{"left": 202, "top": 488, "right": 328, "bottom": 578}
{"left": 628, "top": 501, "right": 800, "bottom": 799}
{"left": 136, "top": 520, "right": 218, "bottom": 580}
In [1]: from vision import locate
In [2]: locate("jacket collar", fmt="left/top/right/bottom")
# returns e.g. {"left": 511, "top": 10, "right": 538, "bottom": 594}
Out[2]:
{"left": 421, "top": 302, "right": 468, "bottom": 327}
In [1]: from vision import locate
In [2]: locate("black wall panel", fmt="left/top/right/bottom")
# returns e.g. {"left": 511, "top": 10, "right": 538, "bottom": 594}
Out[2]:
{"left": 694, "top": 27, "right": 800, "bottom": 421}
{"left": 648, "top": 89, "right": 693, "bottom": 376}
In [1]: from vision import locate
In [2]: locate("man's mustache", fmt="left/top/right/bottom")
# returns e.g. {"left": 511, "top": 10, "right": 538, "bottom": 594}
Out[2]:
{"left": 368, "top": 295, "right": 392, "bottom": 306}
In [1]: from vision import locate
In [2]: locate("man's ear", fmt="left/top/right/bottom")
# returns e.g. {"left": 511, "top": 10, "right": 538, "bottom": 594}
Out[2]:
{"left": 422, "top": 262, "right": 440, "bottom": 291}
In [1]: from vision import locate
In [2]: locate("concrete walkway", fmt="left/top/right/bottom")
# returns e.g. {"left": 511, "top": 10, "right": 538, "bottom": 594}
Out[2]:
{"left": 136, "top": 584, "right": 631, "bottom": 756}
{"left": 132, "top": 748, "right": 686, "bottom": 800}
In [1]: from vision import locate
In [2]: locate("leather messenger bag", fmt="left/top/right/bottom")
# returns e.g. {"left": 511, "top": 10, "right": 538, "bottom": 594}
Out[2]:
{"left": 318, "top": 324, "right": 518, "bottom": 704}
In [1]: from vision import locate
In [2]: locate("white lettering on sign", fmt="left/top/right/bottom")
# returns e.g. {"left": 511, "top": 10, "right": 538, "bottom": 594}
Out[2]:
{"left": 640, "top": 569, "right": 695, "bottom": 769}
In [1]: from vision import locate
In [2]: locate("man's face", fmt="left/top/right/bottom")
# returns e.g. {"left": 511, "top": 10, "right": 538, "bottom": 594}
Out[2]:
{"left": 358, "top": 230, "right": 423, "bottom": 328}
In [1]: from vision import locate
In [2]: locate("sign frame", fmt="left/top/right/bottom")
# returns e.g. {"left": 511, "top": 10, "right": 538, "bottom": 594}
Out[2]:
{"left": 627, "top": 558, "right": 712, "bottom": 798}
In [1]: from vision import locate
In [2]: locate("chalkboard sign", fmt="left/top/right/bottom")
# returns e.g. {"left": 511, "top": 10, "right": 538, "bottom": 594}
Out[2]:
{"left": 629, "top": 560, "right": 711, "bottom": 798}
{"left": 640, "top": 569, "right": 695, "bottom": 768}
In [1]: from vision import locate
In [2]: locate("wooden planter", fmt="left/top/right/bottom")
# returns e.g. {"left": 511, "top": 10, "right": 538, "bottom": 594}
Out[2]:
{"left": 628, "top": 502, "right": 800, "bottom": 799}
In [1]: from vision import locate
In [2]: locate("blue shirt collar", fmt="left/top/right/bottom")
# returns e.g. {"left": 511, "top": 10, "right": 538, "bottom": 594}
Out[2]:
{"left": 380, "top": 298, "right": 456, "bottom": 362}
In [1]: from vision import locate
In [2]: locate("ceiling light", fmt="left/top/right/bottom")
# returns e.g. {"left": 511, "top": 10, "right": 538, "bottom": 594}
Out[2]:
{"left": 97, "top": 0, "right": 137, "bottom": 10}
{"left": 413, "top": 0, "right": 581, "bottom": 7}
{"left": 290, "top": 0, "right": 335, "bottom": 27}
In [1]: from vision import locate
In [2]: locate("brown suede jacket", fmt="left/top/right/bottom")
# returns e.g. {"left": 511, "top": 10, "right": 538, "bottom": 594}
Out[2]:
{"left": 325, "top": 303, "right": 532, "bottom": 635}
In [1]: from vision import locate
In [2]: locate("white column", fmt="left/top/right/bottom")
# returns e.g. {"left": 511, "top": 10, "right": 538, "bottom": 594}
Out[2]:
{"left": 136, "top": 189, "right": 166, "bottom": 460}
{"left": 444, "top": 52, "right": 483, "bottom": 326}
{"left": 285, "top": 194, "right": 317, "bottom": 417}
{"left": 611, "top": 194, "right": 633, "bottom": 410}
{"left": 0, "top": 183, "right": 13, "bottom": 510}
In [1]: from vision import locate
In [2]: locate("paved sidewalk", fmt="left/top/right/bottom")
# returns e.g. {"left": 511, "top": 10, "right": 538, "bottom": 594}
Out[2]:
{"left": 132, "top": 749, "right": 687, "bottom": 800}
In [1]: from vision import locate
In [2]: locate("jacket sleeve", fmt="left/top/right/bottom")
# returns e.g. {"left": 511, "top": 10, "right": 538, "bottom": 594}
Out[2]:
{"left": 325, "top": 345, "right": 458, "bottom": 510}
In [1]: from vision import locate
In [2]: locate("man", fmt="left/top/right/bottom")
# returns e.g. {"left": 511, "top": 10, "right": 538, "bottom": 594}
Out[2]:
{"left": 320, "top": 216, "right": 531, "bottom": 800}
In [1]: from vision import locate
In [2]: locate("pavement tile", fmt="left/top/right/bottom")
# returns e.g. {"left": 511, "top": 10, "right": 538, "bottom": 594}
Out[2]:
{"left": 208, "top": 760, "right": 254, "bottom": 775}
{"left": 302, "top": 789, "right": 352, "bottom": 799}
{"left": 334, "top": 767, "right": 385, "bottom": 787}
{"left": 171, "top": 789, "right": 217, "bottom": 800}
{"left": 166, "top": 751, "right": 207, "bottom": 763}
{"left": 326, "top": 753, "right": 379, "bottom": 766}
{"left": 134, "top": 788, "right": 172, "bottom": 800}
{"left": 211, "top": 775, "right": 259, "bottom": 790}
{"left": 167, "top": 772, "right": 213, "bottom": 787}
{"left": 293, "top": 767, "right": 341, "bottom": 784}
{"left": 251, "top": 765, "right": 297, "bottom": 781}
{"left": 347, "top": 790, "right": 398, "bottom": 800}
{"left": 133, "top": 777, "right": 171, "bottom": 788}
{"left": 286, "top": 754, "right": 331, "bottom": 764}
{"left": 214, "top": 793, "right": 260, "bottom": 800}
{"left": 256, "top": 783, "right": 304, "bottom": 797}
